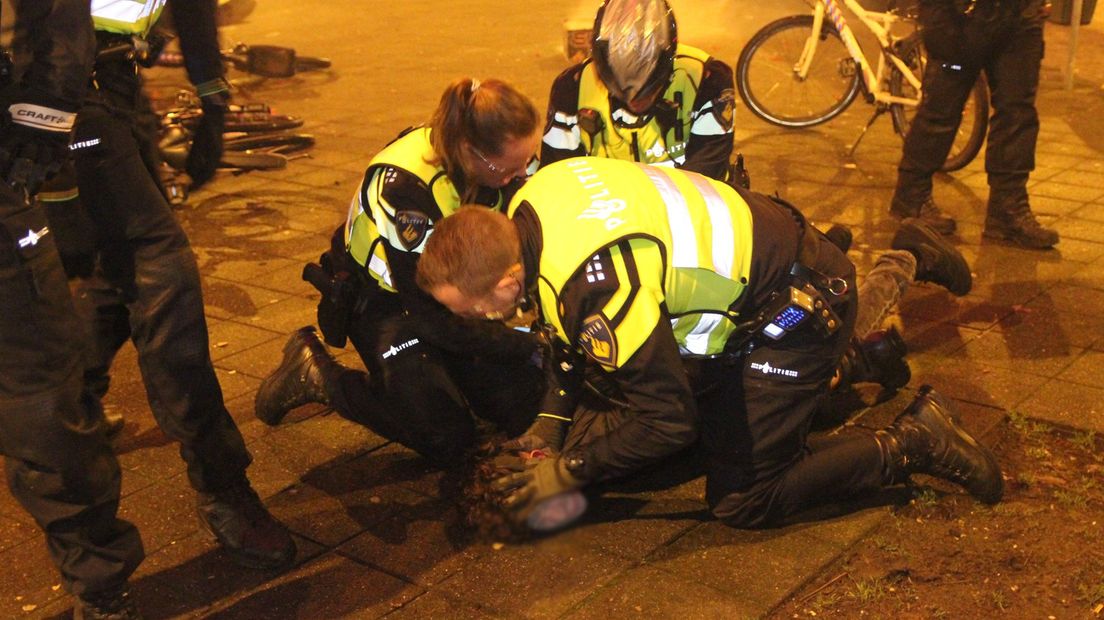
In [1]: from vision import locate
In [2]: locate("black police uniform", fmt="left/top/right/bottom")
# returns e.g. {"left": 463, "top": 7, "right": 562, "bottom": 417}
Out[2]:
{"left": 893, "top": 0, "right": 1048, "bottom": 215}
{"left": 69, "top": 0, "right": 254, "bottom": 495}
{"left": 312, "top": 128, "right": 542, "bottom": 466}
{"left": 0, "top": 0, "right": 144, "bottom": 597}
{"left": 512, "top": 158, "right": 888, "bottom": 527}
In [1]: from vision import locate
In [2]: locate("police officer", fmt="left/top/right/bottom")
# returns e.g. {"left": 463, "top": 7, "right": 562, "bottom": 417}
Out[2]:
{"left": 890, "top": 0, "right": 1057, "bottom": 248}
{"left": 254, "top": 78, "right": 545, "bottom": 467}
{"left": 0, "top": 1, "right": 146, "bottom": 616}
{"left": 67, "top": 0, "right": 295, "bottom": 571}
{"left": 541, "top": 0, "right": 741, "bottom": 184}
{"left": 416, "top": 157, "right": 1002, "bottom": 532}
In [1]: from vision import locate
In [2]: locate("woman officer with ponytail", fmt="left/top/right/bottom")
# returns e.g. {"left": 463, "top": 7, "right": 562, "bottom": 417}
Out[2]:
{"left": 254, "top": 78, "right": 546, "bottom": 467}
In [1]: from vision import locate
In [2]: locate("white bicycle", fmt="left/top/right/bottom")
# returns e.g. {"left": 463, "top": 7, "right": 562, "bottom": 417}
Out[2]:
{"left": 736, "top": 0, "right": 988, "bottom": 172}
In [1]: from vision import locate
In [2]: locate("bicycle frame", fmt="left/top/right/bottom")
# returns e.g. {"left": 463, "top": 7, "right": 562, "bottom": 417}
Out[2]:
{"left": 796, "top": 0, "right": 922, "bottom": 107}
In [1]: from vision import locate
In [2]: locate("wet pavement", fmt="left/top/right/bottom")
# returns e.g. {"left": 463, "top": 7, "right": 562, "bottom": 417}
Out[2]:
{"left": 3, "top": 1, "right": 1104, "bottom": 617}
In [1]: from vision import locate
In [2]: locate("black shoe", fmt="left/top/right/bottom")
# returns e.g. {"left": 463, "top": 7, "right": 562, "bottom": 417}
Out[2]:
{"left": 890, "top": 197, "right": 957, "bottom": 235}
{"left": 857, "top": 326, "right": 911, "bottom": 390}
{"left": 197, "top": 482, "right": 296, "bottom": 569}
{"left": 983, "top": 203, "right": 1059, "bottom": 249}
{"left": 74, "top": 586, "right": 142, "bottom": 620}
{"left": 892, "top": 218, "right": 972, "bottom": 296}
{"left": 255, "top": 326, "right": 335, "bottom": 426}
{"left": 877, "top": 385, "right": 1003, "bottom": 504}
{"left": 824, "top": 224, "right": 853, "bottom": 253}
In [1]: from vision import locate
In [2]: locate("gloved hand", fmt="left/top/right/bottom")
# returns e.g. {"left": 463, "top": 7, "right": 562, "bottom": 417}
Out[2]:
{"left": 491, "top": 455, "right": 587, "bottom": 531}
{"left": 0, "top": 101, "right": 76, "bottom": 196}
{"left": 500, "top": 414, "right": 569, "bottom": 456}
{"left": 185, "top": 97, "right": 227, "bottom": 189}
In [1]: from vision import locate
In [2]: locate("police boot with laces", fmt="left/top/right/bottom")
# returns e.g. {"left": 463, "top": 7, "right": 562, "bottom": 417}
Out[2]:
{"left": 196, "top": 480, "right": 296, "bottom": 569}
{"left": 875, "top": 385, "right": 1003, "bottom": 504}
{"left": 892, "top": 218, "right": 972, "bottom": 296}
{"left": 983, "top": 198, "right": 1059, "bottom": 249}
{"left": 74, "top": 586, "right": 142, "bottom": 620}
{"left": 255, "top": 326, "right": 340, "bottom": 426}
{"left": 890, "top": 197, "right": 957, "bottom": 235}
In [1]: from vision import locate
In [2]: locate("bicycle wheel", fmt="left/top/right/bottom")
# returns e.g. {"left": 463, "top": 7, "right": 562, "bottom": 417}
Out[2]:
{"left": 889, "top": 35, "right": 989, "bottom": 173}
{"left": 736, "top": 15, "right": 862, "bottom": 128}
{"left": 223, "top": 132, "right": 315, "bottom": 155}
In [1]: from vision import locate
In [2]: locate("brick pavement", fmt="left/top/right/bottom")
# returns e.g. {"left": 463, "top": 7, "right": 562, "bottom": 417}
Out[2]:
{"left": 2, "top": 1, "right": 1103, "bottom": 617}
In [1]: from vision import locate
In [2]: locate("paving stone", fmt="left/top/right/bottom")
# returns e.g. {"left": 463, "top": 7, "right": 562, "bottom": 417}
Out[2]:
{"left": 385, "top": 589, "right": 502, "bottom": 619}
{"left": 566, "top": 565, "right": 761, "bottom": 619}
{"left": 646, "top": 520, "right": 848, "bottom": 610}
{"left": 1017, "top": 378, "right": 1104, "bottom": 433}
{"left": 439, "top": 535, "right": 635, "bottom": 620}
{"left": 201, "top": 551, "right": 423, "bottom": 618}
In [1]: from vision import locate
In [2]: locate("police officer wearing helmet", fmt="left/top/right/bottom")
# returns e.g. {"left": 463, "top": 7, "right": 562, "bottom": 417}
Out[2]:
{"left": 416, "top": 157, "right": 1003, "bottom": 532}
{"left": 255, "top": 78, "right": 545, "bottom": 468}
{"left": 542, "top": 0, "right": 741, "bottom": 184}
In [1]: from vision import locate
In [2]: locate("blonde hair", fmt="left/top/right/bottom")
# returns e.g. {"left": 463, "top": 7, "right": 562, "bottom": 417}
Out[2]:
{"left": 428, "top": 78, "right": 540, "bottom": 201}
{"left": 416, "top": 207, "right": 521, "bottom": 297}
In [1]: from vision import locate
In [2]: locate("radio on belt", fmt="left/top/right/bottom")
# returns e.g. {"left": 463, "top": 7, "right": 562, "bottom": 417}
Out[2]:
{"left": 761, "top": 285, "right": 839, "bottom": 340}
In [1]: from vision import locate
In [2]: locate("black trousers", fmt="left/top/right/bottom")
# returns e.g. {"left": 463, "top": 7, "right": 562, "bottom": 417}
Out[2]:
{"left": 69, "top": 59, "right": 252, "bottom": 494}
{"left": 325, "top": 296, "right": 542, "bottom": 467}
{"left": 893, "top": 16, "right": 1045, "bottom": 209}
{"left": 0, "top": 182, "right": 144, "bottom": 596}
{"left": 701, "top": 232, "right": 886, "bottom": 528}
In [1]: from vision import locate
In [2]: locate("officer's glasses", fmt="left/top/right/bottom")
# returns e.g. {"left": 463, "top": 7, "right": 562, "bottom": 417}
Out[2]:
{"left": 471, "top": 146, "right": 540, "bottom": 180}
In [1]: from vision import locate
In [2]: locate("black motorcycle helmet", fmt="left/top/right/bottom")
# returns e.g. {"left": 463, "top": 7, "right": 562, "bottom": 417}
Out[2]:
{"left": 590, "top": 0, "right": 678, "bottom": 108}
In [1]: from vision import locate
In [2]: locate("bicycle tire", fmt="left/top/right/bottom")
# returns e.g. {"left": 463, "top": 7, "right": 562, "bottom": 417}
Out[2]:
{"left": 736, "top": 14, "right": 862, "bottom": 128}
{"left": 889, "top": 35, "right": 988, "bottom": 173}
{"left": 223, "top": 132, "right": 315, "bottom": 154}
{"left": 223, "top": 112, "right": 304, "bottom": 133}
{"left": 219, "top": 150, "right": 288, "bottom": 170}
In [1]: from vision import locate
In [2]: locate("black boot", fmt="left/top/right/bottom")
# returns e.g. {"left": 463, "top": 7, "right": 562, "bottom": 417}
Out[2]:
{"left": 983, "top": 198, "right": 1058, "bottom": 249}
{"left": 875, "top": 385, "right": 1003, "bottom": 504}
{"left": 74, "top": 586, "right": 142, "bottom": 620}
{"left": 255, "top": 326, "right": 340, "bottom": 426}
{"left": 892, "top": 218, "right": 972, "bottom": 296}
{"left": 824, "top": 224, "right": 853, "bottom": 253}
{"left": 839, "top": 326, "right": 911, "bottom": 390}
{"left": 889, "top": 197, "right": 957, "bottom": 235}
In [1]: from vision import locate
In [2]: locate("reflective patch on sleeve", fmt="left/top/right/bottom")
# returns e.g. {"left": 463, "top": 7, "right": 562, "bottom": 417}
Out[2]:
{"left": 543, "top": 124, "right": 582, "bottom": 150}
{"left": 579, "top": 314, "right": 618, "bottom": 367}
{"left": 692, "top": 90, "right": 736, "bottom": 136}
{"left": 394, "top": 210, "right": 429, "bottom": 251}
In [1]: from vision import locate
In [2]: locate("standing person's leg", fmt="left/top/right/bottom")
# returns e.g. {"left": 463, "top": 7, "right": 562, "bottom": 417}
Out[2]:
{"left": 72, "top": 98, "right": 294, "bottom": 568}
{"left": 0, "top": 184, "right": 144, "bottom": 604}
{"left": 890, "top": 60, "right": 981, "bottom": 234}
{"left": 982, "top": 19, "right": 1057, "bottom": 248}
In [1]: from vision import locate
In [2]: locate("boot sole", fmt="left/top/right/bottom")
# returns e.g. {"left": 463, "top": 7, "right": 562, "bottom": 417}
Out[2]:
{"left": 981, "top": 228, "right": 1058, "bottom": 250}
{"left": 893, "top": 221, "right": 972, "bottom": 296}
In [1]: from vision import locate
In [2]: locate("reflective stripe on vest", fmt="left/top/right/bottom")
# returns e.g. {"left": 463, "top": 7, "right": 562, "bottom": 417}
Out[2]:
{"left": 576, "top": 44, "right": 709, "bottom": 166}
{"left": 91, "top": 0, "right": 166, "bottom": 37}
{"left": 344, "top": 128, "right": 456, "bottom": 292}
{"left": 511, "top": 157, "right": 753, "bottom": 360}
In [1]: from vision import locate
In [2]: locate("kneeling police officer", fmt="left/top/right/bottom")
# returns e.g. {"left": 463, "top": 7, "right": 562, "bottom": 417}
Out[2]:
{"left": 416, "top": 157, "right": 1002, "bottom": 531}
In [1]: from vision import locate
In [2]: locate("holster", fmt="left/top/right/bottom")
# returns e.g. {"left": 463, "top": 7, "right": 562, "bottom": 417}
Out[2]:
{"left": 302, "top": 228, "right": 369, "bottom": 348}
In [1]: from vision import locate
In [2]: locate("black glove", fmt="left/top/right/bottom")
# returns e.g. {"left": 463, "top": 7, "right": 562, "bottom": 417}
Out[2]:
{"left": 185, "top": 95, "right": 227, "bottom": 189}
{"left": 491, "top": 455, "right": 587, "bottom": 531}
{"left": 0, "top": 102, "right": 76, "bottom": 196}
{"left": 500, "top": 414, "right": 569, "bottom": 455}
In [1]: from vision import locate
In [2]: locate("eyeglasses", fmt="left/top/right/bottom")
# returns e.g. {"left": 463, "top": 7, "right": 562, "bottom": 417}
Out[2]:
{"left": 471, "top": 145, "right": 540, "bottom": 179}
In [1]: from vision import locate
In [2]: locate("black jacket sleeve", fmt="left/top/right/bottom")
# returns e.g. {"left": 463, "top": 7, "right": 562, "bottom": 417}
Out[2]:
{"left": 564, "top": 315, "right": 699, "bottom": 483}
{"left": 679, "top": 57, "right": 735, "bottom": 181}
{"left": 10, "top": 0, "right": 96, "bottom": 111}
{"left": 166, "top": 0, "right": 224, "bottom": 87}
